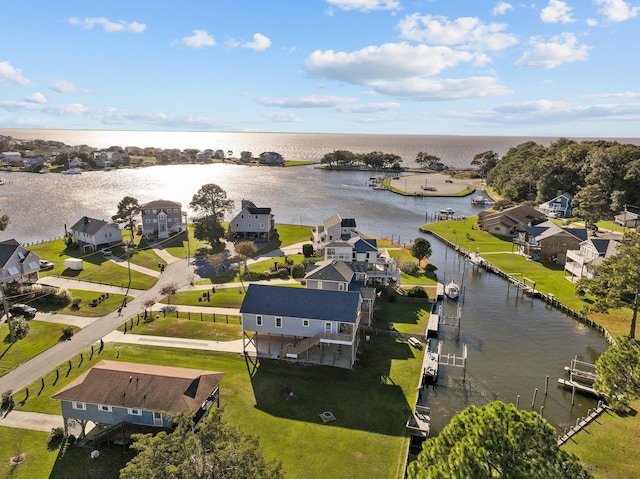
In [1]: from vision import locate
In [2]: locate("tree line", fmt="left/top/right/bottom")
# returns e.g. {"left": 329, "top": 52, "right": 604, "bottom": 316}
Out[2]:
{"left": 320, "top": 150, "right": 402, "bottom": 169}
{"left": 480, "top": 139, "right": 640, "bottom": 223}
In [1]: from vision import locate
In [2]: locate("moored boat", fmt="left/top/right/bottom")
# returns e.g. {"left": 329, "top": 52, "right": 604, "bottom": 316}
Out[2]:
{"left": 445, "top": 280, "right": 460, "bottom": 300}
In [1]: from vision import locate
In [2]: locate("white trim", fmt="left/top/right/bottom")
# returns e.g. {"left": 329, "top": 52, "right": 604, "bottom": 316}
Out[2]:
{"left": 128, "top": 408, "right": 143, "bottom": 416}
{"left": 72, "top": 401, "right": 86, "bottom": 410}
{"left": 98, "top": 404, "right": 112, "bottom": 412}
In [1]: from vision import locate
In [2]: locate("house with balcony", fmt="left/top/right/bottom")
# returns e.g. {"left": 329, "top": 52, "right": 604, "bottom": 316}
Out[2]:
{"left": 69, "top": 216, "right": 123, "bottom": 252}
{"left": 513, "top": 223, "right": 587, "bottom": 263}
{"left": 564, "top": 237, "right": 620, "bottom": 281}
{"left": 52, "top": 360, "right": 224, "bottom": 439}
{"left": 312, "top": 214, "right": 359, "bottom": 250}
{"left": 538, "top": 192, "right": 573, "bottom": 218}
{"left": 240, "top": 284, "right": 362, "bottom": 368}
{"left": 140, "top": 200, "right": 184, "bottom": 239}
{"left": 304, "top": 259, "right": 377, "bottom": 326}
{"left": 323, "top": 235, "right": 400, "bottom": 286}
{"left": 228, "top": 200, "right": 275, "bottom": 241}
{"left": 0, "top": 239, "right": 40, "bottom": 286}
{"left": 477, "top": 204, "right": 547, "bottom": 237}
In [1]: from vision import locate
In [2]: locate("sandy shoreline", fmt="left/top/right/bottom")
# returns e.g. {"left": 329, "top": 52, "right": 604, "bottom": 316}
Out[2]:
{"left": 389, "top": 173, "right": 476, "bottom": 195}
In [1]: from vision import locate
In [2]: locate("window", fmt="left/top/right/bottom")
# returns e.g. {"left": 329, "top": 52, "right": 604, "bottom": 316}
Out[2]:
{"left": 72, "top": 401, "right": 86, "bottom": 410}
{"left": 98, "top": 404, "right": 112, "bottom": 412}
{"left": 339, "top": 283, "right": 345, "bottom": 291}
{"left": 275, "top": 317, "right": 282, "bottom": 328}
{"left": 303, "top": 319, "right": 309, "bottom": 327}
{"left": 260, "top": 223, "right": 265, "bottom": 229}
{"left": 256, "top": 315, "right": 262, "bottom": 326}
{"left": 8, "top": 267, "right": 19, "bottom": 275}
{"left": 128, "top": 408, "right": 143, "bottom": 416}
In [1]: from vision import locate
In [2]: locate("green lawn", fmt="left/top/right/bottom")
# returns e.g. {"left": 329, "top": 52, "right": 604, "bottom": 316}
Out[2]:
{"left": 12, "top": 336, "right": 422, "bottom": 479}
{"left": 162, "top": 287, "right": 246, "bottom": 308}
{"left": 34, "top": 289, "right": 132, "bottom": 317}
{"left": 0, "top": 321, "right": 78, "bottom": 378}
{"left": 424, "top": 216, "right": 515, "bottom": 253}
{"left": 0, "top": 427, "right": 61, "bottom": 479}
{"left": 118, "top": 314, "right": 242, "bottom": 341}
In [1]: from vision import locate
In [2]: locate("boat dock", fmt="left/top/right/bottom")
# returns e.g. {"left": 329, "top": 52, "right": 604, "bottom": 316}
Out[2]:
{"left": 422, "top": 341, "right": 440, "bottom": 385}
{"left": 427, "top": 283, "right": 443, "bottom": 337}
{"left": 557, "top": 356, "right": 600, "bottom": 397}
{"left": 405, "top": 405, "right": 431, "bottom": 438}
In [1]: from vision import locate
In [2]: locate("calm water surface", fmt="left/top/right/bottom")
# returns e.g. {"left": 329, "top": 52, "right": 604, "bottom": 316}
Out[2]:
{"left": 1, "top": 162, "right": 608, "bottom": 435}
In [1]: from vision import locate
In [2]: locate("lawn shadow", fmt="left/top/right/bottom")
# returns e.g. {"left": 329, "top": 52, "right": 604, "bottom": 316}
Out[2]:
{"left": 248, "top": 336, "right": 415, "bottom": 436}
{"left": 48, "top": 437, "right": 135, "bottom": 479}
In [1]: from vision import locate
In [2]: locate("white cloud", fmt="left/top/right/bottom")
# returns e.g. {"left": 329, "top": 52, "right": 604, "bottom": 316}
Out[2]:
{"left": 541, "top": 0, "right": 575, "bottom": 23}
{"left": 338, "top": 102, "right": 401, "bottom": 113}
{"left": 243, "top": 33, "right": 272, "bottom": 51}
{"left": 258, "top": 94, "right": 358, "bottom": 108}
{"left": 305, "top": 43, "right": 479, "bottom": 83}
{"left": 25, "top": 92, "right": 47, "bottom": 104}
{"left": 594, "top": 0, "right": 640, "bottom": 22}
{"left": 0, "top": 61, "right": 31, "bottom": 86}
{"left": 325, "top": 0, "right": 401, "bottom": 12}
{"left": 586, "top": 17, "right": 600, "bottom": 25}
{"left": 493, "top": 99, "right": 640, "bottom": 122}
{"left": 264, "top": 111, "right": 302, "bottom": 123}
{"left": 179, "top": 30, "right": 216, "bottom": 48}
{"left": 50, "top": 79, "right": 79, "bottom": 93}
{"left": 397, "top": 14, "right": 518, "bottom": 51}
{"left": 369, "top": 76, "right": 512, "bottom": 100}
{"left": 516, "top": 33, "right": 590, "bottom": 68}
{"left": 68, "top": 17, "right": 146, "bottom": 33}
{"left": 492, "top": 2, "right": 514, "bottom": 15}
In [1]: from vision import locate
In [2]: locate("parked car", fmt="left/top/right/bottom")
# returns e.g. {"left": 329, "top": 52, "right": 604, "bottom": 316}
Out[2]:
{"left": 39, "top": 260, "right": 55, "bottom": 270}
{"left": 8, "top": 303, "right": 37, "bottom": 319}
{"left": 100, "top": 248, "right": 113, "bottom": 256}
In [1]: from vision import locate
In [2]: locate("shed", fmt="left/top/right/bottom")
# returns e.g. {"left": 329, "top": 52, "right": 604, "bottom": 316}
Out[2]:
{"left": 64, "top": 258, "right": 83, "bottom": 270}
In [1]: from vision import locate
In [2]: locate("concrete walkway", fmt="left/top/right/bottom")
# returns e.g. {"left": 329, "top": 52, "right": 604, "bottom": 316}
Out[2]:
{"left": 0, "top": 410, "right": 64, "bottom": 432}
{"left": 103, "top": 330, "right": 254, "bottom": 354}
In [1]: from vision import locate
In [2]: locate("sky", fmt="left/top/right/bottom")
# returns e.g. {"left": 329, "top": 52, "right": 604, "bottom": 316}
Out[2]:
{"left": 1, "top": 0, "right": 639, "bottom": 137}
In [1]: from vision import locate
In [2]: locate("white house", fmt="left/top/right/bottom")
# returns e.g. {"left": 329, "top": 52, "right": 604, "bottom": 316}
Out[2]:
{"left": 614, "top": 211, "right": 640, "bottom": 228}
{"left": 564, "top": 237, "right": 619, "bottom": 281}
{"left": 312, "top": 214, "right": 359, "bottom": 249}
{"left": 0, "top": 239, "right": 40, "bottom": 286}
{"left": 70, "top": 216, "right": 123, "bottom": 252}
{"left": 228, "top": 200, "right": 275, "bottom": 241}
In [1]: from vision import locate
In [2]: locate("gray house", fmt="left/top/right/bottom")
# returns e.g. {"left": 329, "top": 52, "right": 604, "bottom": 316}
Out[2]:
{"left": 140, "top": 200, "right": 184, "bottom": 239}
{"left": 69, "top": 216, "right": 123, "bottom": 252}
{"left": 0, "top": 239, "right": 40, "bottom": 286}
{"left": 228, "top": 200, "right": 275, "bottom": 241}
{"left": 52, "top": 360, "right": 224, "bottom": 438}
{"left": 311, "top": 214, "right": 359, "bottom": 249}
{"left": 240, "top": 284, "right": 362, "bottom": 368}
{"left": 614, "top": 211, "right": 640, "bottom": 228}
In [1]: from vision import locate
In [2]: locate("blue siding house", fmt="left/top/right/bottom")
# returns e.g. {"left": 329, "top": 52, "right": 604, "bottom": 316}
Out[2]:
{"left": 240, "top": 284, "right": 362, "bottom": 368}
{"left": 52, "top": 360, "right": 224, "bottom": 439}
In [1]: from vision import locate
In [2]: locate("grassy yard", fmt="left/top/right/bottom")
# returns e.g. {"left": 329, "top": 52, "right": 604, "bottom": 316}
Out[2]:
{"left": 118, "top": 314, "right": 242, "bottom": 341}
{"left": 29, "top": 239, "right": 158, "bottom": 290}
{"left": 12, "top": 334, "right": 423, "bottom": 479}
{"left": 0, "top": 321, "right": 78, "bottom": 378}
{"left": 162, "top": 287, "right": 246, "bottom": 308}
{"left": 34, "top": 289, "right": 131, "bottom": 317}
{"left": 0, "top": 427, "right": 61, "bottom": 479}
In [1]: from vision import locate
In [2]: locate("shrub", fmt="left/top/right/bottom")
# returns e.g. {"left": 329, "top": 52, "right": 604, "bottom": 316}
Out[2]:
{"left": 70, "top": 298, "right": 82, "bottom": 310}
{"left": 407, "top": 286, "right": 429, "bottom": 298}
{"left": 400, "top": 260, "right": 420, "bottom": 275}
{"left": 277, "top": 267, "right": 290, "bottom": 279}
{"left": 1, "top": 390, "right": 14, "bottom": 410}
{"left": 11, "top": 318, "right": 30, "bottom": 340}
{"left": 291, "top": 263, "right": 306, "bottom": 278}
{"left": 50, "top": 426, "right": 65, "bottom": 440}
{"left": 302, "top": 243, "right": 314, "bottom": 257}
{"left": 424, "top": 263, "right": 438, "bottom": 273}
{"left": 61, "top": 326, "right": 74, "bottom": 340}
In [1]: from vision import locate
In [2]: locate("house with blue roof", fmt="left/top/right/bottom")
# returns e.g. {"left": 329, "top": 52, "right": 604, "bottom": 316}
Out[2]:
{"left": 240, "top": 284, "right": 362, "bottom": 368}
{"left": 564, "top": 237, "right": 620, "bottom": 281}
{"left": 514, "top": 222, "right": 587, "bottom": 263}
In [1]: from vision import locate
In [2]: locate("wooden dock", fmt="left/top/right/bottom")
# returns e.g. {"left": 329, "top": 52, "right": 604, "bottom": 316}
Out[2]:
{"left": 406, "top": 405, "right": 431, "bottom": 438}
{"left": 557, "top": 402, "right": 608, "bottom": 446}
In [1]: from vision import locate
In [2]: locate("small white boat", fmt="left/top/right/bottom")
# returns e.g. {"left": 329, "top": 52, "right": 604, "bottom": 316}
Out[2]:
{"left": 469, "top": 252, "right": 482, "bottom": 265}
{"left": 62, "top": 168, "right": 82, "bottom": 175}
{"left": 445, "top": 280, "right": 460, "bottom": 300}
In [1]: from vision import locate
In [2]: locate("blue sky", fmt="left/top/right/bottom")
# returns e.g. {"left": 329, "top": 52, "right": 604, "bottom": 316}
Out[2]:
{"left": 1, "top": 0, "right": 639, "bottom": 137}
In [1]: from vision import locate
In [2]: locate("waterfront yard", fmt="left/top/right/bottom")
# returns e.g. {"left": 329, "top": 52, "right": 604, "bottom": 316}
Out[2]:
{"left": 11, "top": 334, "right": 422, "bottom": 479}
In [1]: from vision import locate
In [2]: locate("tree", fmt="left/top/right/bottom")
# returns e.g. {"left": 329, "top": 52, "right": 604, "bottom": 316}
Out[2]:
{"left": 207, "top": 253, "right": 225, "bottom": 276}
{"left": 577, "top": 229, "right": 640, "bottom": 338}
{"left": 593, "top": 336, "right": 640, "bottom": 411}
{"left": 120, "top": 409, "right": 283, "bottom": 479}
{"left": 408, "top": 401, "right": 591, "bottom": 479}
{"left": 143, "top": 298, "right": 156, "bottom": 319}
{"left": 470, "top": 150, "right": 499, "bottom": 178}
{"left": 234, "top": 241, "right": 257, "bottom": 275}
{"left": 410, "top": 238, "right": 432, "bottom": 267}
{"left": 112, "top": 196, "right": 141, "bottom": 242}
{"left": 571, "top": 184, "right": 609, "bottom": 230}
{"left": 415, "top": 152, "right": 441, "bottom": 169}
{"left": 159, "top": 282, "right": 178, "bottom": 305}
{"left": 189, "top": 184, "right": 233, "bottom": 247}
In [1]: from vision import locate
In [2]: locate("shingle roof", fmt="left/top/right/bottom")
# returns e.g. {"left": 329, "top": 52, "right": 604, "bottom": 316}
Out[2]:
{"left": 0, "top": 239, "right": 20, "bottom": 267}
{"left": 240, "top": 284, "right": 361, "bottom": 323}
{"left": 69, "top": 216, "right": 112, "bottom": 235}
{"left": 246, "top": 206, "right": 272, "bottom": 215}
{"left": 141, "top": 200, "right": 182, "bottom": 209}
{"left": 304, "top": 260, "right": 355, "bottom": 282}
{"left": 52, "top": 361, "right": 224, "bottom": 413}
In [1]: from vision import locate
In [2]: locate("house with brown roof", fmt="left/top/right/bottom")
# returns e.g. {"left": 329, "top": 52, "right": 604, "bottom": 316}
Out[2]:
{"left": 52, "top": 360, "right": 224, "bottom": 438}
{"left": 477, "top": 204, "right": 546, "bottom": 237}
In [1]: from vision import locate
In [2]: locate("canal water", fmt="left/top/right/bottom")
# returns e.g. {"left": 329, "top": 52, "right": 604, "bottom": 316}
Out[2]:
{"left": 0, "top": 164, "right": 607, "bottom": 433}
